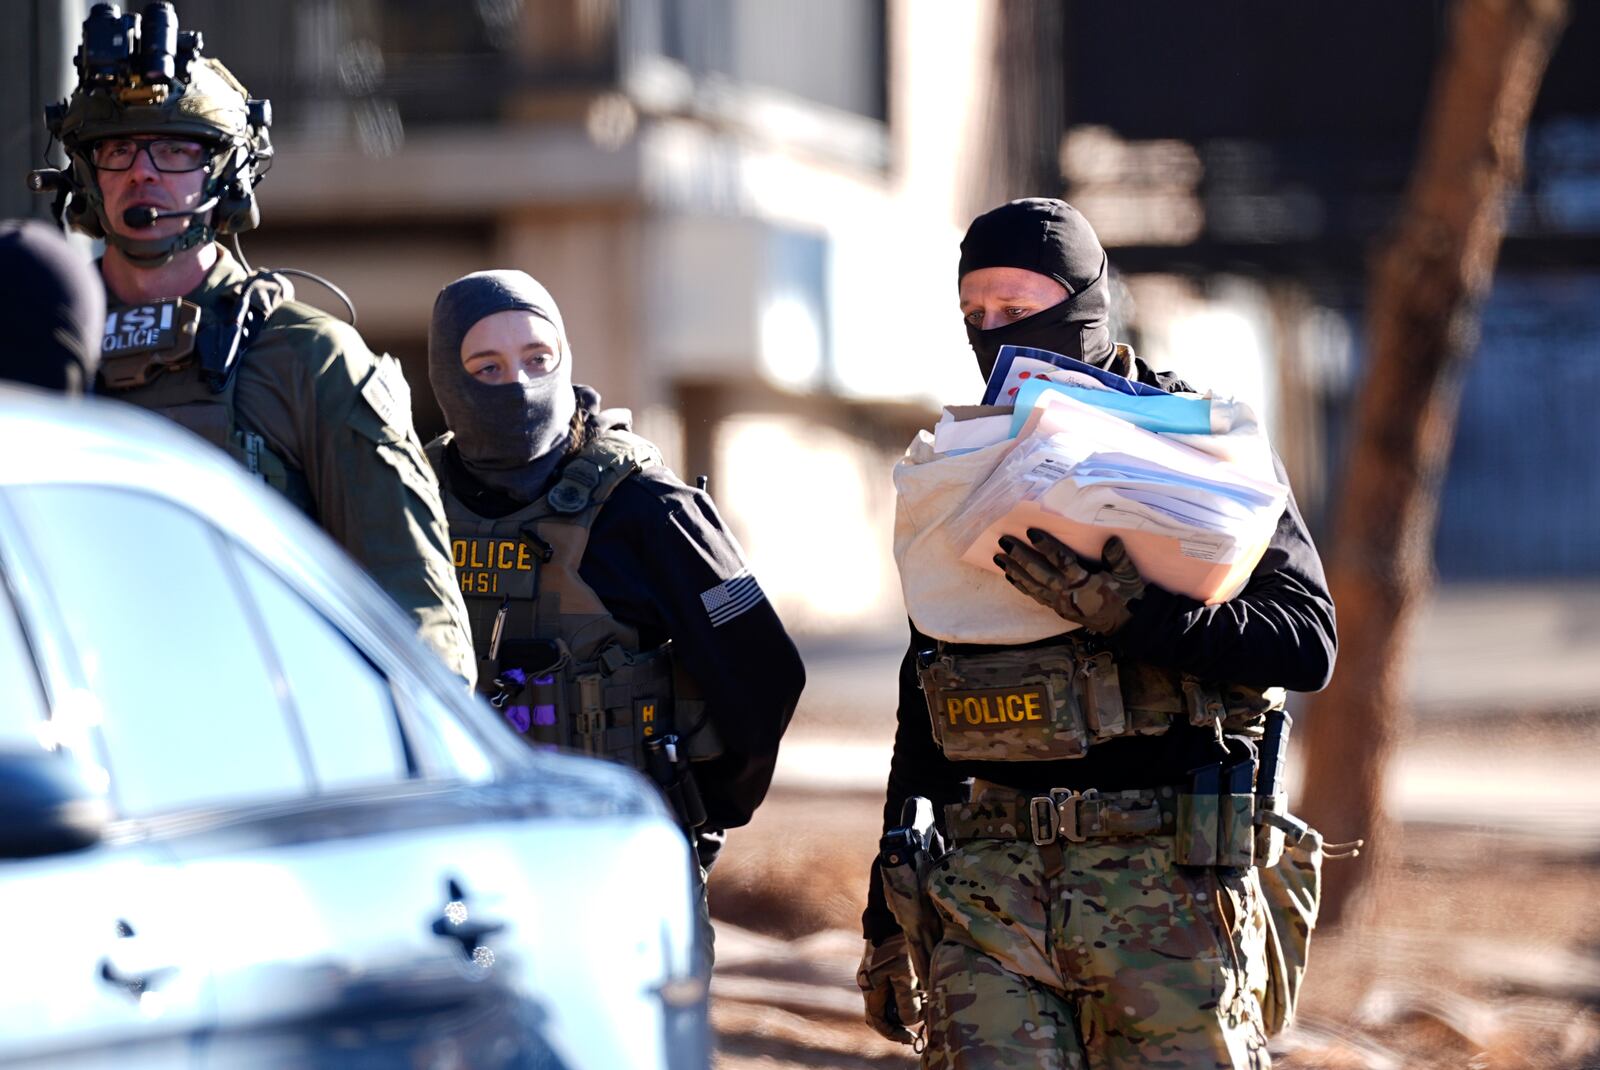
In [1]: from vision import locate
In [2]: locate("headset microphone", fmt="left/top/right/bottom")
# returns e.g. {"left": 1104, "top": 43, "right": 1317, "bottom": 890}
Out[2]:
{"left": 123, "top": 194, "right": 220, "bottom": 229}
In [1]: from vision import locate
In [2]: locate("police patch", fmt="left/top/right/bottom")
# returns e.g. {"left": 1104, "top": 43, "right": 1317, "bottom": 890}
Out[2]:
{"left": 699, "top": 567, "right": 765, "bottom": 627}
{"left": 99, "top": 298, "right": 202, "bottom": 390}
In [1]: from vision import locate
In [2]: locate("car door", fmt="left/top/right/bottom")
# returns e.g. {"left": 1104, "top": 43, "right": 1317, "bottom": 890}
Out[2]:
{"left": 167, "top": 538, "right": 571, "bottom": 1069}
{"left": 397, "top": 683, "right": 708, "bottom": 1070}
{"left": 0, "top": 483, "right": 552, "bottom": 1068}
{"left": 0, "top": 498, "right": 216, "bottom": 1070}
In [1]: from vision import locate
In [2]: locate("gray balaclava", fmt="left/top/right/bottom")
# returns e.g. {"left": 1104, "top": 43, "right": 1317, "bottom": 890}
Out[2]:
{"left": 428, "top": 270, "right": 577, "bottom": 502}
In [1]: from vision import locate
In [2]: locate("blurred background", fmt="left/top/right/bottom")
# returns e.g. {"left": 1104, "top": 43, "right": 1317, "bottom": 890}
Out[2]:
{"left": 8, "top": 2, "right": 1598, "bottom": 1066}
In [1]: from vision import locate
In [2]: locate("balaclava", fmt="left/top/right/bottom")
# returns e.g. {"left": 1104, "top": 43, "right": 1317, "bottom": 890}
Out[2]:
{"left": 0, "top": 221, "right": 104, "bottom": 395}
{"left": 429, "top": 270, "right": 577, "bottom": 502}
{"left": 957, "top": 198, "right": 1114, "bottom": 380}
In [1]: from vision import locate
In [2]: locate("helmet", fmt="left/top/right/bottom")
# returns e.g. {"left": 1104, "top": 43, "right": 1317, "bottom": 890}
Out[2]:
{"left": 34, "top": 3, "right": 273, "bottom": 266}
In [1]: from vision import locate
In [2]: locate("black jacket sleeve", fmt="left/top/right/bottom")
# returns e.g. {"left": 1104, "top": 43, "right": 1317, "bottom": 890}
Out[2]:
{"left": 580, "top": 466, "right": 805, "bottom": 829}
{"left": 861, "top": 622, "right": 967, "bottom": 944}
{"left": 1106, "top": 452, "right": 1337, "bottom": 692}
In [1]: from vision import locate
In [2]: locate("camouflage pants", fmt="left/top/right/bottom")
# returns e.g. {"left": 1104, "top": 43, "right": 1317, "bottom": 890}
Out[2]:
{"left": 921, "top": 835, "right": 1271, "bottom": 1069}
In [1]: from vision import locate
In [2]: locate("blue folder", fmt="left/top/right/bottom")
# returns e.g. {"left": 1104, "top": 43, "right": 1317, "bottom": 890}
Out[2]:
{"left": 980, "top": 344, "right": 1168, "bottom": 405}
{"left": 1008, "top": 379, "right": 1213, "bottom": 437}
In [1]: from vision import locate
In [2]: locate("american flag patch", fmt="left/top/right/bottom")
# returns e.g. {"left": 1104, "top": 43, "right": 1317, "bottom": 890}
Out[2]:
{"left": 699, "top": 567, "right": 765, "bottom": 627}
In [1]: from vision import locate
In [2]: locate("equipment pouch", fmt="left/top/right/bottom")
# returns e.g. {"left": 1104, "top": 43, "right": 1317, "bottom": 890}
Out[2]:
{"left": 1080, "top": 652, "right": 1127, "bottom": 737}
{"left": 878, "top": 798, "right": 944, "bottom": 989}
{"left": 1257, "top": 817, "right": 1325, "bottom": 1036}
{"left": 1217, "top": 756, "right": 1257, "bottom": 869}
{"left": 919, "top": 645, "right": 1088, "bottom": 761}
{"left": 644, "top": 734, "right": 708, "bottom": 831}
{"left": 1175, "top": 763, "right": 1221, "bottom": 866}
{"left": 575, "top": 671, "right": 605, "bottom": 754}
{"left": 1253, "top": 793, "right": 1288, "bottom": 869}
{"left": 489, "top": 638, "right": 570, "bottom": 747}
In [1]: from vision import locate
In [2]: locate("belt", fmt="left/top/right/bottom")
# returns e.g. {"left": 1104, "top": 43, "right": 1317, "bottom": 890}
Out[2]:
{"left": 945, "top": 783, "right": 1178, "bottom": 847}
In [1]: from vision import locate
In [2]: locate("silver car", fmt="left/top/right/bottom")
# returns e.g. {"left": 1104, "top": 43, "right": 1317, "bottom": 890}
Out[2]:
{"left": 0, "top": 387, "right": 707, "bottom": 1069}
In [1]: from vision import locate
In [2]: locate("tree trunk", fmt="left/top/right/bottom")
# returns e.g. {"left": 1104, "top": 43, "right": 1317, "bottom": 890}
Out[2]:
{"left": 969, "top": 0, "right": 1065, "bottom": 215}
{"left": 1299, "top": 0, "right": 1567, "bottom": 927}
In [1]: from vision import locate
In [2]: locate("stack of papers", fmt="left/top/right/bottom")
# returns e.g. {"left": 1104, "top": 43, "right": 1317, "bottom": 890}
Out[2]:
{"left": 948, "top": 361, "right": 1288, "bottom": 605}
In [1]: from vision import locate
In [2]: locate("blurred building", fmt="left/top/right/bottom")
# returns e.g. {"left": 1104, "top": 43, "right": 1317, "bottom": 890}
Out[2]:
{"left": 17, "top": 0, "right": 1031, "bottom": 633}
{"left": 12, "top": 2, "right": 1598, "bottom": 636}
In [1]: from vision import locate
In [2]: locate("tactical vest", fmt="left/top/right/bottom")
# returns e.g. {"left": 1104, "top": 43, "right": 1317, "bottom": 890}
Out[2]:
{"left": 98, "top": 272, "right": 314, "bottom": 513}
{"left": 917, "top": 635, "right": 1284, "bottom": 762}
{"left": 427, "top": 429, "right": 697, "bottom": 773}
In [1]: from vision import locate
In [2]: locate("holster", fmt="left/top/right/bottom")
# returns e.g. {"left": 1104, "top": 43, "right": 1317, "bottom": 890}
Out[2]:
{"left": 644, "top": 734, "right": 708, "bottom": 831}
{"left": 878, "top": 797, "right": 945, "bottom": 989}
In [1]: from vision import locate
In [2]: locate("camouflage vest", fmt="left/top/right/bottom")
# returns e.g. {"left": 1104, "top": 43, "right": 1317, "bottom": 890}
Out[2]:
{"left": 917, "top": 636, "right": 1284, "bottom": 762}
{"left": 426, "top": 428, "right": 685, "bottom": 770}
{"left": 98, "top": 272, "right": 313, "bottom": 513}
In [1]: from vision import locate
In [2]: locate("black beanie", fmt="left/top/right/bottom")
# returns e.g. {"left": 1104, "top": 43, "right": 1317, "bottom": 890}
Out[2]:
{"left": 0, "top": 220, "right": 104, "bottom": 394}
{"left": 957, "top": 198, "right": 1113, "bottom": 378}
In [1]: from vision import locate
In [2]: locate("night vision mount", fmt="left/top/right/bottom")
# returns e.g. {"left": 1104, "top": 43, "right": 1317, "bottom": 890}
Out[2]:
{"left": 77, "top": 0, "right": 201, "bottom": 94}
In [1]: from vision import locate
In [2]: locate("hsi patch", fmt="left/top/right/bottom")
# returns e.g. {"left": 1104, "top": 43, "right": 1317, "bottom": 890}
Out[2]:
{"left": 699, "top": 567, "right": 765, "bottom": 628}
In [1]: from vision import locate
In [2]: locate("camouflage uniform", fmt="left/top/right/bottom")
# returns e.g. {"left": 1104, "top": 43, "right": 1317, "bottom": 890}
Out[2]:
{"left": 868, "top": 198, "right": 1336, "bottom": 1068}
{"left": 923, "top": 787, "right": 1270, "bottom": 1069}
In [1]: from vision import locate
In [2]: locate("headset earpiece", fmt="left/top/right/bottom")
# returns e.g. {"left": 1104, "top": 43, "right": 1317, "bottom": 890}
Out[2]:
{"left": 213, "top": 179, "right": 258, "bottom": 236}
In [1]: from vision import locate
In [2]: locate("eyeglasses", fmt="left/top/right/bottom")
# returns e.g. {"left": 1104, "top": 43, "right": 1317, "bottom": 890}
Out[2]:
{"left": 90, "top": 138, "right": 209, "bottom": 173}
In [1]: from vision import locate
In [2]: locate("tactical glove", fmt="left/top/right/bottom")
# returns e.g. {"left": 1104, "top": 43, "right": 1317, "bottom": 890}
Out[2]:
{"left": 856, "top": 934, "right": 922, "bottom": 1045}
{"left": 995, "top": 530, "right": 1147, "bottom": 635}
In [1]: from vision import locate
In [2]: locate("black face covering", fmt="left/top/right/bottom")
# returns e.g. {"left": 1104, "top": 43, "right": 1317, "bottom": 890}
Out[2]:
{"left": 428, "top": 270, "right": 577, "bottom": 503}
{"left": 958, "top": 198, "right": 1114, "bottom": 381}
{"left": 0, "top": 221, "right": 104, "bottom": 395}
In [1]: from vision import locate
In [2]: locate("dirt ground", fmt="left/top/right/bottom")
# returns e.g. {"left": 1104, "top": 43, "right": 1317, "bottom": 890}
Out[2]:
{"left": 704, "top": 710, "right": 1600, "bottom": 1069}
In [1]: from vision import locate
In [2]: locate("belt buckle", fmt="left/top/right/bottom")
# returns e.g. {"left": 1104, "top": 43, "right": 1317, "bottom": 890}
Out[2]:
{"left": 1028, "top": 796, "right": 1060, "bottom": 846}
{"left": 1050, "top": 788, "right": 1089, "bottom": 843}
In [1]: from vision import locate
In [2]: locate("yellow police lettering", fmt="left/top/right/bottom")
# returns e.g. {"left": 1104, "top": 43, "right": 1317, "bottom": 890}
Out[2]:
{"left": 946, "top": 698, "right": 962, "bottom": 725}
{"left": 642, "top": 704, "right": 655, "bottom": 722}
{"left": 1024, "top": 693, "right": 1042, "bottom": 720}
{"left": 504, "top": 540, "right": 526, "bottom": 569}
{"left": 963, "top": 697, "right": 983, "bottom": 725}
{"left": 452, "top": 540, "right": 468, "bottom": 568}
{"left": 1005, "top": 694, "right": 1025, "bottom": 722}
{"left": 467, "top": 541, "right": 486, "bottom": 569}
{"left": 517, "top": 542, "right": 532, "bottom": 571}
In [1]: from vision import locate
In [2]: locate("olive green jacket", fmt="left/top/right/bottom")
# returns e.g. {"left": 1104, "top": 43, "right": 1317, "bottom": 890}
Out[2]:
{"left": 100, "top": 247, "right": 475, "bottom": 684}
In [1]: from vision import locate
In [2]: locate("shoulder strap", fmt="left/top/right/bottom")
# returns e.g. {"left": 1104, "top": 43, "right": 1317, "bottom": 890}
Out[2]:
{"left": 546, "top": 429, "right": 662, "bottom": 515}
{"left": 201, "top": 269, "right": 293, "bottom": 394}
